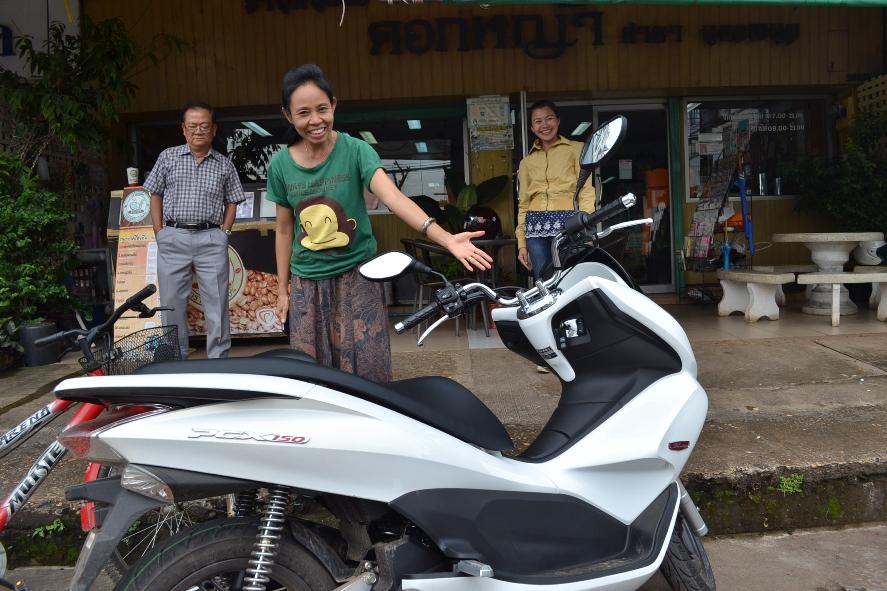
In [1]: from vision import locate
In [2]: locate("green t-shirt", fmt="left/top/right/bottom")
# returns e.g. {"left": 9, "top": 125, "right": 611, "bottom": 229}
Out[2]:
{"left": 266, "top": 133, "right": 383, "bottom": 280}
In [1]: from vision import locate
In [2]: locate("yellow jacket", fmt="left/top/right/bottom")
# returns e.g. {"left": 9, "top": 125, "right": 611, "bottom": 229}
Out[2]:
{"left": 516, "top": 136, "right": 596, "bottom": 250}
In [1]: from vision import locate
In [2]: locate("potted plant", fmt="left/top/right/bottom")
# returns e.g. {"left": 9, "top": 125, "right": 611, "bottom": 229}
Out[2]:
{"left": 409, "top": 172, "right": 509, "bottom": 237}
{"left": 0, "top": 153, "right": 76, "bottom": 366}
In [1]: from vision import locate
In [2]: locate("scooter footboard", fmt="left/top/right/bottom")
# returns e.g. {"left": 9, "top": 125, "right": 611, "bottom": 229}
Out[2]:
{"left": 393, "top": 483, "right": 679, "bottom": 587}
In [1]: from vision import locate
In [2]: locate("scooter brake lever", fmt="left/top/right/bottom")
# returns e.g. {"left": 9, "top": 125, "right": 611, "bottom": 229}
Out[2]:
{"left": 416, "top": 315, "right": 450, "bottom": 347}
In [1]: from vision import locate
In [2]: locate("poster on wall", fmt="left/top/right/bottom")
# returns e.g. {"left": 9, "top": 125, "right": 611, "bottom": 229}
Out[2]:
{"left": 467, "top": 96, "right": 514, "bottom": 151}
{"left": 236, "top": 192, "right": 255, "bottom": 219}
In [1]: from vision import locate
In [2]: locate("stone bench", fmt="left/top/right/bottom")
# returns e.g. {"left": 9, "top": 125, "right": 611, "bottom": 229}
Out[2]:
{"left": 753, "top": 265, "right": 818, "bottom": 305}
{"left": 716, "top": 269, "right": 796, "bottom": 322}
{"left": 852, "top": 265, "right": 887, "bottom": 310}
{"left": 796, "top": 272, "right": 887, "bottom": 326}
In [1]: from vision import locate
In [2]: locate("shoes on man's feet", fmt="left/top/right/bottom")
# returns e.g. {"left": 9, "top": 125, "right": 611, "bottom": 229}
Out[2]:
{"left": 536, "top": 365, "right": 550, "bottom": 374}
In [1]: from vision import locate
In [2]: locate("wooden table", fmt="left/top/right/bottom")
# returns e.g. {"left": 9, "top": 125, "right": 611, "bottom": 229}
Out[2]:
{"left": 772, "top": 232, "right": 885, "bottom": 316}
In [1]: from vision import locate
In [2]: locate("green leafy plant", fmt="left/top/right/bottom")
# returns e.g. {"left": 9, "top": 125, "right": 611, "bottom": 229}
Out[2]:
{"left": 0, "top": 319, "right": 24, "bottom": 354}
{"left": 32, "top": 518, "right": 66, "bottom": 539}
{"left": 776, "top": 474, "right": 804, "bottom": 496}
{"left": 0, "top": 153, "right": 76, "bottom": 326}
{"left": 0, "top": 16, "right": 186, "bottom": 168}
{"left": 409, "top": 172, "right": 508, "bottom": 236}
{"left": 790, "top": 112, "right": 887, "bottom": 234}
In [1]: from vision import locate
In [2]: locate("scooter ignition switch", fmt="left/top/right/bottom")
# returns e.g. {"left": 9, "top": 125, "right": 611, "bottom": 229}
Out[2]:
{"left": 555, "top": 317, "right": 586, "bottom": 350}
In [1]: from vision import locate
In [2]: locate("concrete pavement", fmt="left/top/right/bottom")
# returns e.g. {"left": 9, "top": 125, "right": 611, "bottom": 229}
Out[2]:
{"left": 0, "top": 308, "right": 885, "bottom": 569}
{"left": 7, "top": 522, "right": 887, "bottom": 590}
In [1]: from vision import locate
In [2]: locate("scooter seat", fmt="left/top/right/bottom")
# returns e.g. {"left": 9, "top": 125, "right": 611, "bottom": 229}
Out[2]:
{"left": 120, "top": 355, "right": 514, "bottom": 452}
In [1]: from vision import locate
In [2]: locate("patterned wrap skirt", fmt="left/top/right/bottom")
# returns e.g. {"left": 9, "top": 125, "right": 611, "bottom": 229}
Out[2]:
{"left": 288, "top": 267, "right": 392, "bottom": 383}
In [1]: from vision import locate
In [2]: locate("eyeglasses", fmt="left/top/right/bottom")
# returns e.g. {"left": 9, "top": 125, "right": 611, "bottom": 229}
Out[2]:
{"left": 184, "top": 123, "right": 212, "bottom": 132}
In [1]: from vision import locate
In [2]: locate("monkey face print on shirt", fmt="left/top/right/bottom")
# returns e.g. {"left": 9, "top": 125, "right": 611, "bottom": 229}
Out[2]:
{"left": 295, "top": 195, "right": 357, "bottom": 252}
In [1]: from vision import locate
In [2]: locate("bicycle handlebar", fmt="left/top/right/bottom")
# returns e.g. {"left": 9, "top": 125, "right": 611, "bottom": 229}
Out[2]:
{"left": 34, "top": 284, "right": 162, "bottom": 351}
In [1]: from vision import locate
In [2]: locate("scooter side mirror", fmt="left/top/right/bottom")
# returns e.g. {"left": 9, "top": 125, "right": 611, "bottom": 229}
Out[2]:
{"left": 573, "top": 115, "right": 628, "bottom": 211}
{"left": 359, "top": 251, "right": 419, "bottom": 282}
{"left": 579, "top": 115, "right": 628, "bottom": 171}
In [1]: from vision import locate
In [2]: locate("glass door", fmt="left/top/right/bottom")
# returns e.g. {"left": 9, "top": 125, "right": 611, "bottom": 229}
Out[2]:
{"left": 554, "top": 102, "right": 673, "bottom": 292}
{"left": 594, "top": 105, "right": 672, "bottom": 292}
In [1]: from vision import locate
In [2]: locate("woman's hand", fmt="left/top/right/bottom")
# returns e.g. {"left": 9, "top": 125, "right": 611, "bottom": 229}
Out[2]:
{"left": 518, "top": 247, "right": 532, "bottom": 271}
{"left": 276, "top": 284, "right": 290, "bottom": 324}
{"left": 445, "top": 231, "right": 494, "bottom": 271}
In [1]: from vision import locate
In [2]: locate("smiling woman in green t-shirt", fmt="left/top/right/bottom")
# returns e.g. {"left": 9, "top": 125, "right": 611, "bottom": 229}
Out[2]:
{"left": 267, "top": 64, "right": 492, "bottom": 382}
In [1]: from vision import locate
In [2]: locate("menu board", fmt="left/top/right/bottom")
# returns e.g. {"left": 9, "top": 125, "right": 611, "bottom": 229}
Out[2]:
{"left": 113, "top": 227, "right": 163, "bottom": 338}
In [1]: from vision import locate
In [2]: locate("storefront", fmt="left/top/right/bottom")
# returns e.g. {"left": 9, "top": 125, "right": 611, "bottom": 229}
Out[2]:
{"left": 92, "top": 0, "right": 884, "bottom": 328}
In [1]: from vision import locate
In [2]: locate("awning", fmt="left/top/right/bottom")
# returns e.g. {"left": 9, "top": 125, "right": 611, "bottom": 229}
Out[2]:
{"left": 384, "top": 0, "right": 887, "bottom": 6}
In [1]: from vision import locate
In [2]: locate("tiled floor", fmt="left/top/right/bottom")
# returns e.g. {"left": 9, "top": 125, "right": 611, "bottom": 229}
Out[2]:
{"left": 389, "top": 297, "right": 887, "bottom": 353}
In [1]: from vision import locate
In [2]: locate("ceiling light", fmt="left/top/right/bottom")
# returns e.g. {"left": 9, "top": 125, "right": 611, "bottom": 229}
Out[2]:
{"left": 407, "top": 119, "right": 422, "bottom": 130}
{"left": 415, "top": 141, "right": 428, "bottom": 153}
{"left": 241, "top": 121, "right": 272, "bottom": 137}
{"left": 571, "top": 122, "right": 592, "bottom": 136}
{"left": 359, "top": 131, "right": 378, "bottom": 144}
{"left": 686, "top": 102, "right": 701, "bottom": 113}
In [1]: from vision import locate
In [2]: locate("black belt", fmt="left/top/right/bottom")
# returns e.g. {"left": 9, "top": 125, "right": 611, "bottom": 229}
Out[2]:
{"left": 165, "top": 220, "right": 219, "bottom": 231}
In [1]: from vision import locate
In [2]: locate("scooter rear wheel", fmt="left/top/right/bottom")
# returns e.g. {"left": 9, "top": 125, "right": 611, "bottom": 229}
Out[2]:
{"left": 113, "top": 517, "right": 336, "bottom": 591}
{"left": 659, "top": 513, "right": 716, "bottom": 591}
{"left": 97, "top": 466, "right": 214, "bottom": 581}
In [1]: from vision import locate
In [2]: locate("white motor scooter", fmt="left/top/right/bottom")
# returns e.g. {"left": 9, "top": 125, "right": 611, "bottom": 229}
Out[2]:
{"left": 55, "top": 115, "right": 714, "bottom": 591}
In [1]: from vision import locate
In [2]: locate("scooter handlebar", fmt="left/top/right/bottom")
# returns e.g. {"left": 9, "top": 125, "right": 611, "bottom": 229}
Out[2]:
{"left": 564, "top": 193, "right": 636, "bottom": 234}
{"left": 394, "top": 301, "right": 441, "bottom": 334}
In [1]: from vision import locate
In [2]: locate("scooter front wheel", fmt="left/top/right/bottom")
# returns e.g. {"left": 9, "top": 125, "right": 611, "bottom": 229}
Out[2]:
{"left": 113, "top": 517, "right": 336, "bottom": 591}
{"left": 659, "top": 513, "right": 716, "bottom": 591}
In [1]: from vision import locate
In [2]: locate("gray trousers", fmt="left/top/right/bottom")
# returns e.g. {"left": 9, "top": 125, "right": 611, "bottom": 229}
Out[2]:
{"left": 155, "top": 226, "right": 230, "bottom": 358}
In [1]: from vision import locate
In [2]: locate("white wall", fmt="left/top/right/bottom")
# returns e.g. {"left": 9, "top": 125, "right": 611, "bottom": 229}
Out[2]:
{"left": 0, "top": 0, "right": 79, "bottom": 76}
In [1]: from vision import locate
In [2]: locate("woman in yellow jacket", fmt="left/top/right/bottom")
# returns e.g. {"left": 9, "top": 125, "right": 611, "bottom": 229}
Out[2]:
{"left": 517, "top": 101, "right": 596, "bottom": 282}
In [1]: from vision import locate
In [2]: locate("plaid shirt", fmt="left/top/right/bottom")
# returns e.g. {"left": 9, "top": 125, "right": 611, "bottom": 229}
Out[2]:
{"left": 143, "top": 145, "right": 245, "bottom": 225}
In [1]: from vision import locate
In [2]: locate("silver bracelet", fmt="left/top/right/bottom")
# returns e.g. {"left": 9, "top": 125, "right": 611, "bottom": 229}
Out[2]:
{"left": 419, "top": 216, "right": 436, "bottom": 236}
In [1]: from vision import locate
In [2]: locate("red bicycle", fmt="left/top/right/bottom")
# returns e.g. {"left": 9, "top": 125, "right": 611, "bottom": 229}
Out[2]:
{"left": 0, "top": 284, "right": 179, "bottom": 582}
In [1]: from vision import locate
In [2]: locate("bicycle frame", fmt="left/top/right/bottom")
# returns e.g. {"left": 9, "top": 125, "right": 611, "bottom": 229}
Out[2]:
{"left": 0, "top": 399, "right": 74, "bottom": 459}
{"left": 0, "top": 401, "right": 105, "bottom": 531}
{"left": 0, "top": 284, "right": 169, "bottom": 537}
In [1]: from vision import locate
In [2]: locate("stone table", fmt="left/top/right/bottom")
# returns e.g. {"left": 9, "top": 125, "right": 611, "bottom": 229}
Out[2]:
{"left": 772, "top": 232, "right": 885, "bottom": 316}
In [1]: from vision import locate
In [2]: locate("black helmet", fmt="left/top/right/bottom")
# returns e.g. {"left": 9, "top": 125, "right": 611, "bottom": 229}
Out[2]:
{"left": 463, "top": 206, "right": 501, "bottom": 240}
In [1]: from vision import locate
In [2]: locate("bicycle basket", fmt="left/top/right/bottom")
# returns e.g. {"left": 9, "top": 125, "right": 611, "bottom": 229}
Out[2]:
{"left": 80, "top": 326, "right": 181, "bottom": 375}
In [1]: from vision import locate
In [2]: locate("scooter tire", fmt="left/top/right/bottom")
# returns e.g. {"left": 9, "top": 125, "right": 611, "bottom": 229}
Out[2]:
{"left": 113, "top": 517, "right": 336, "bottom": 591}
{"left": 659, "top": 514, "right": 716, "bottom": 591}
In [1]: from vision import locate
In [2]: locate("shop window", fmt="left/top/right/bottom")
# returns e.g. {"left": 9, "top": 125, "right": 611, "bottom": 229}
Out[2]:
{"left": 686, "top": 98, "right": 828, "bottom": 200}
{"left": 135, "top": 111, "right": 465, "bottom": 213}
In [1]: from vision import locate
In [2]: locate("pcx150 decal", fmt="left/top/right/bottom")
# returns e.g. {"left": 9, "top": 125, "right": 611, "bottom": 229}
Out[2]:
{"left": 189, "top": 428, "right": 309, "bottom": 444}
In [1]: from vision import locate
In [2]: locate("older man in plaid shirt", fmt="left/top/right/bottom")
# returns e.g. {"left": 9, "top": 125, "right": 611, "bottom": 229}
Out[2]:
{"left": 145, "top": 101, "right": 245, "bottom": 358}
